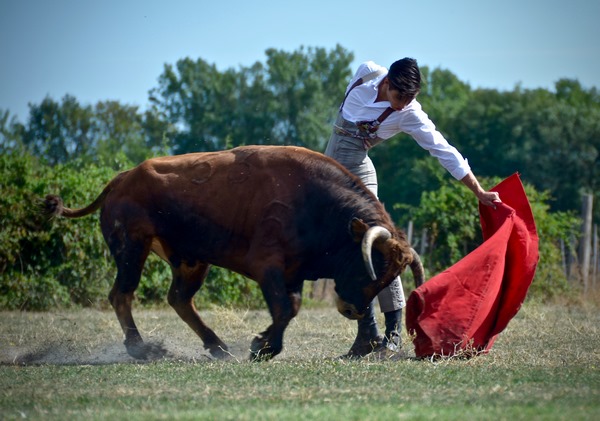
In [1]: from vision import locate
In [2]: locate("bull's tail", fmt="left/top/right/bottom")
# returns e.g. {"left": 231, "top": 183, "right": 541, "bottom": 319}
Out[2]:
{"left": 42, "top": 170, "right": 129, "bottom": 219}
{"left": 409, "top": 248, "right": 425, "bottom": 288}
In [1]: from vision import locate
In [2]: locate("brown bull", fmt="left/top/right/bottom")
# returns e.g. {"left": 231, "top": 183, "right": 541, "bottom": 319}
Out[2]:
{"left": 43, "top": 145, "right": 423, "bottom": 360}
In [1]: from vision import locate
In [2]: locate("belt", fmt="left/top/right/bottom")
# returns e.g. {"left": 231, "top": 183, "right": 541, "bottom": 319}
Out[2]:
{"left": 333, "top": 125, "right": 374, "bottom": 150}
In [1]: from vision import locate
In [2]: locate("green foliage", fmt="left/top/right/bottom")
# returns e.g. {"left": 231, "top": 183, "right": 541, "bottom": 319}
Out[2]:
{"left": 134, "top": 256, "right": 264, "bottom": 309}
{"left": 2, "top": 147, "right": 576, "bottom": 308}
{"left": 408, "top": 179, "right": 482, "bottom": 269}
{"left": 0, "top": 108, "right": 25, "bottom": 153}
{"left": 199, "top": 267, "right": 264, "bottom": 309}
{"left": 5, "top": 47, "right": 600, "bottom": 219}
{"left": 135, "top": 255, "right": 172, "bottom": 305}
{"left": 0, "top": 152, "right": 265, "bottom": 310}
{"left": 0, "top": 151, "right": 116, "bottom": 309}
{"left": 149, "top": 45, "right": 353, "bottom": 153}
{"left": 375, "top": 73, "right": 600, "bottom": 223}
{"left": 19, "top": 96, "right": 161, "bottom": 169}
{"left": 524, "top": 187, "right": 580, "bottom": 299}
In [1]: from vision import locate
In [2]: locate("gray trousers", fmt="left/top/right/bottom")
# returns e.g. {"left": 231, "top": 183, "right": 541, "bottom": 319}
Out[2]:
{"left": 324, "top": 131, "right": 405, "bottom": 312}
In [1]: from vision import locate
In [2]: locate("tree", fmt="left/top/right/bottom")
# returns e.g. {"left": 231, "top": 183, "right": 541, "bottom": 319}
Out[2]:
{"left": 93, "top": 100, "right": 148, "bottom": 166}
{"left": 419, "top": 66, "right": 472, "bottom": 128}
{"left": 149, "top": 45, "right": 353, "bottom": 154}
{"left": 264, "top": 45, "right": 353, "bottom": 150}
{"left": 23, "top": 95, "right": 95, "bottom": 165}
{"left": 0, "top": 109, "right": 25, "bottom": 153}
{"left": 149, "top": 58, "right": 244, "bottom": 153}
{"left": 447, "top": 80, "right": 600, "bottom": 215}
{"left": 524, "top": 80, "right": 600, "bottom": 214}
{"left": 15, "top": 96, "right": 160, "bottom": 168}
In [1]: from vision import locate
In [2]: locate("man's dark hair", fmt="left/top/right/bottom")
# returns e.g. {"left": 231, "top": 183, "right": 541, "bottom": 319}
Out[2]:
{"left": 388, "top": 58, "right": 421, "bottom": 99}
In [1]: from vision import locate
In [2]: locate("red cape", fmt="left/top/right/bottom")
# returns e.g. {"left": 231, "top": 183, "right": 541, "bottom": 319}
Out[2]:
{"left": 405, "top": 174, "right": 539, "bottom": 358}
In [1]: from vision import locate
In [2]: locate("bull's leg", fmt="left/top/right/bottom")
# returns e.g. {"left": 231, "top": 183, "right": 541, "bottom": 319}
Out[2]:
{"left": 108, "top": 240, "right": 150, "bottom": 359}
{"left": 168, "top": 262, "right": 230, "bottom": 359}
{"left": 250, "top": 273, "right": 303, "bottom": 361}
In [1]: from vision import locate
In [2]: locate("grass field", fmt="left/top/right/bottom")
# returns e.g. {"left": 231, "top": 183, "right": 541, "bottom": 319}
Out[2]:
{"left": 1, "top": 301, "right": 599, "bottom": 420}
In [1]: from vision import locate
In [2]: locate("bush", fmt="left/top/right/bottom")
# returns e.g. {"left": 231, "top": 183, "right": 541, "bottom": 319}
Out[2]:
{"left": 199, "top": 267, "right": 264, "bottom": 309}
{"left": 525, "top": 187, "right": 579, "bottom": 299}
{"left": 1, "top": 151, "right": 579, "bottom": 309}
{"left": 0, "top": 151, "right": 264, "bottom": 310}
{"left": 0, "top": 151, "right": 117, "bottom": 309}
{"left": 136, "top": 256, "right": 264, "bottom": 309}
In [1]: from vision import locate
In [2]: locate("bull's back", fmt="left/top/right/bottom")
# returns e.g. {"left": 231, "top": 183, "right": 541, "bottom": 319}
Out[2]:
{"left": 102, "top": 146, "right": 335, "bottom": 258}
{"left": 131, "top": 146, "right": 325, "bottom": 215}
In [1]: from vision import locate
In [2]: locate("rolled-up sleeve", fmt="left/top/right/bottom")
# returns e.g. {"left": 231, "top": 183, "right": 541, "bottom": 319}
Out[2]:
{"left": 400, "top": 103, "right": 471, "bottom": 180}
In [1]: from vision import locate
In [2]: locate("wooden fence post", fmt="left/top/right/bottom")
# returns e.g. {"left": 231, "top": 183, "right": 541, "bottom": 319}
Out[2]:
{"left": 560, "top": 239, "right": 568, "bottom": 279}
{"left": 593, "top": 224, "right": 598, "bottom": 290}
{"left": 579, "top": 194, "right": 593, "bottom": 293}
{"left": 420, "top": 228, "right": 428, "bottom": 256}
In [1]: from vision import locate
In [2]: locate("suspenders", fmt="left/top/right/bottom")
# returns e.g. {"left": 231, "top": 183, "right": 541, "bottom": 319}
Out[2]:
{"left": 335, "top": 69, "right": 395, "bottom": 149}
{"left": 339, "top": 68, "right": 387, "bottom": 111}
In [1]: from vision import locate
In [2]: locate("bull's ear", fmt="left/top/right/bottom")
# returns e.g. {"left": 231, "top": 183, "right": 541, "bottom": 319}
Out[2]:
{"left": 350, "top": 218, "right": 369, "bottom": 243}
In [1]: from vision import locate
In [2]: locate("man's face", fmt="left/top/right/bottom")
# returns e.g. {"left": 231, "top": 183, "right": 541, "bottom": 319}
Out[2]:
{"left": 384, "top": 78, "right": 414, "bottom": 111}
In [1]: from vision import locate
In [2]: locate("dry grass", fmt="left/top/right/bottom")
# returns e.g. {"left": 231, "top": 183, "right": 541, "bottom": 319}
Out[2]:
{"left": 1, "top": 301, "right": 599, "bottom": 420}
{"left": 0, "top": 305, "right": 357, "bottom": 365}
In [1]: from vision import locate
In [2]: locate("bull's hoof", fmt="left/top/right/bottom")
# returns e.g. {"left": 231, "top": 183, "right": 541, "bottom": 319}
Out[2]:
{"left": 339, "top": 335, "right": 384, "bottom": 359}
{"left": 124, "top": 337, "right": 148, "bottom": 360}
{"left": 124, "top": 337, "right": 169, "bottom": 360}
{"left": 249, "top": 336, "right": 277, "bottom": 361}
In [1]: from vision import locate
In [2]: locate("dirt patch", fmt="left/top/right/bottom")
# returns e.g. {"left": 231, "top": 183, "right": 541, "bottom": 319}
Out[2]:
{"left": 0, "top": 338, "right": 233, "bottom": 365}
{"left": 0, "top": 307, "right": 343, "bottom": 365}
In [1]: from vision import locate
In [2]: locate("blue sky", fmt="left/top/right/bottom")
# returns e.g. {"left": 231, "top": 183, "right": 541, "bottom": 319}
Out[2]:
{"left": 1, "top": 0, "right": 599, "bottom": 122}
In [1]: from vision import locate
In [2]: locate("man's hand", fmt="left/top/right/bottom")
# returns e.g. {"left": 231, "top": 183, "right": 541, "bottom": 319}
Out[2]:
{"left": 460, "top": 172, "right": 502, "bottom": 209}
{"left": 477, "top": 190, "right": 502, "bottom": 209}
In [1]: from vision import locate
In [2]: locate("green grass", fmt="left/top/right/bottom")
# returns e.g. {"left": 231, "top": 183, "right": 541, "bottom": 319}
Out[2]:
{"left": 1, "top": 302, "right": 599, "bottom": 420}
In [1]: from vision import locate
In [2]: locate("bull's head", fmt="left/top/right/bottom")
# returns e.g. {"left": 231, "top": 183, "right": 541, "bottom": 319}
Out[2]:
{"left": 335, "top": 218, "right": 414, "bottom": 320}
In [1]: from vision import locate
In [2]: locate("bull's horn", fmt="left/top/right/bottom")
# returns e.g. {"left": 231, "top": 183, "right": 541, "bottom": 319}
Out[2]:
{"left": 361, "top": 226, "right": 392, "bottom": 281}
{"left": 410, "top": 247, "right": 425, "bottom": 288}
